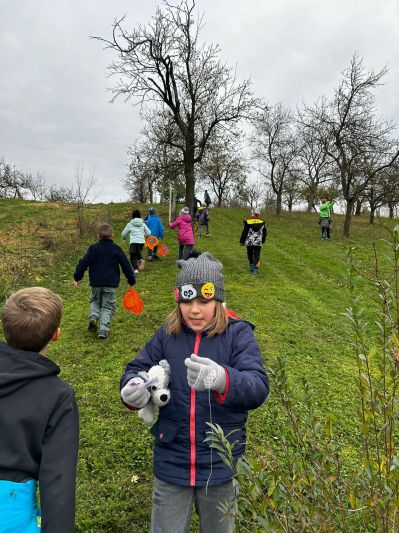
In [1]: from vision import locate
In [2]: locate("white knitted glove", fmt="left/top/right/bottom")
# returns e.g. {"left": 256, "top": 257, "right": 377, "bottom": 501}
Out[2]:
{"left": 121, "top": 377, "right": 151, "bottom": 409}
{"left": 184, "top": 354, "right": 226, "bottom": 393}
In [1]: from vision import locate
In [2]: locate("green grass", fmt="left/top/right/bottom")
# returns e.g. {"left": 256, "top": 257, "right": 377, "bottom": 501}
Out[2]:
{"left": 0, "top": 199, "right": 397, "bottom": 530}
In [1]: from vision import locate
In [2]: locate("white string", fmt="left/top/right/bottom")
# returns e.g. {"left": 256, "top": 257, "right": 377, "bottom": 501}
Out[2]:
{"left": 205, "top": 387, "right": 213, "bottom": 493}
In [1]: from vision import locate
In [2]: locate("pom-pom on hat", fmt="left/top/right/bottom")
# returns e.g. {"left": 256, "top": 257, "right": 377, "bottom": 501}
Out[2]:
{"left": 180, "top": 207, "right": 190, "bottom": 215}
{"left": 175, "top": 252, "right": 224, "bottom": 303}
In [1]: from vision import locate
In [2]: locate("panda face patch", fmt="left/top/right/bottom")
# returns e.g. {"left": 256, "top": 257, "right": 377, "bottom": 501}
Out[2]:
{"left": 180, "top": 284, "right": 197, "bottom": 301}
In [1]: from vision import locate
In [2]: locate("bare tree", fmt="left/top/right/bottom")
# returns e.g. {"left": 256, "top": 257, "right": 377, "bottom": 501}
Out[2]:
{"left": 304, "top": 54, "right": 399, "bottom": 236}
{"left": 0, "top": 157, "right": 27, "bottom": 199}
{"left": 198, "top": 131, "right": 247, "bottom": 207}
{"left": 252, "top": 103, "right": 297, "bottom": 215}
{"left": 75, "top": 162, "right": 97, "bottom": 238}
{"left": 93, "top": 0, "right": 257, "bottom": 213}
{"left": 282, "top": 172, "right": 303, "bottom": 212}
{"left": 44, "top": 184, "right": 76, "bottom": 203}
{"left": 245, "top": 178, "right": 265, "bottom": 210}
{"left": 294, "top": 115, "right": 335, "bottom": 211}
{"left": 23, "top": 172, "right": 47, "bottom": 201}
{"left": 364, "top": 163, "right": 399, "bottom": 223}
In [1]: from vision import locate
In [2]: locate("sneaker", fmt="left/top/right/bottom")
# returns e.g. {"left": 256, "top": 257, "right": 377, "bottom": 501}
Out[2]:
{"left": 98, "top": 330, "right": 108, "bottom": 340}
{"left": 148, "top": 256, "right": 153, "bottom": 262}
{"left": 138, "top": 259, "right": 145, "bottom": 271}
{"left": 206, "top": 234, "right": 211, "bottom": 237}
{"left": 134, "top": 269, "right": 139, "bottom": 274}
{"left": 88, "top": 318, "right": 97, "bottom": 332}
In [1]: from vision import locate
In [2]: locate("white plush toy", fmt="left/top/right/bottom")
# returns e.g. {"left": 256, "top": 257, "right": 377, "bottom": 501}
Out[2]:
{"left": 138, "top": 359, "right": 171, "bottom": 425}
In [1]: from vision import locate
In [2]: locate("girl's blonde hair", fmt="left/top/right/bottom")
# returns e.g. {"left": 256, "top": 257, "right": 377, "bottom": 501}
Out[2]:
{"left": 165, "top": 300, "right": 228, "bottom": 336}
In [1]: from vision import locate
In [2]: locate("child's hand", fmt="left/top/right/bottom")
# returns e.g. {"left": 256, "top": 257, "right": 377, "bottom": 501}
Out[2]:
{"left": 184, "top": 354, "right": 226, "bottom": 393}
{"left": 121, "top": 377, "right": 151, "bottom": 408}
{"left": 72, "top": 280, "right": 78, "bottom": 288}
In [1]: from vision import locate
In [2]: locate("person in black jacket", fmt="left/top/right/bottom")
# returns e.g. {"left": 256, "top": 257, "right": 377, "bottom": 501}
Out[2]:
{"left": 72, "top": 223, "right": 135, "bottom": 339}
{"left": 239, "top": 209, "right": 267, "bottom": 275}
{"left": 0, "top": 286, "right": 79, "bottom": 532}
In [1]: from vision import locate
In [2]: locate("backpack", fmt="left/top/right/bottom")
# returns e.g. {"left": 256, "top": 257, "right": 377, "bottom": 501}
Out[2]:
{"left": 245, "top": 227, "right": 263, "bottom": 246}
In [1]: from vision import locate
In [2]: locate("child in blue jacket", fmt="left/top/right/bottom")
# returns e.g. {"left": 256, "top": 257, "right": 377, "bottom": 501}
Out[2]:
{"left": 144, "top": 207, "right": 164, "bottom": 261}
{"left": 120, "top": 252, "right": 269, "bottom": 533}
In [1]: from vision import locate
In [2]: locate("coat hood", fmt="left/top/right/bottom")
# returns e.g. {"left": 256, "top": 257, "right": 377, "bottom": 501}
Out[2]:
{"left": 0, "top": 341, "right": 60, "bottom": 397}
{"left": 179, "top": 214, "right": 192, "bottom": 223}
{"left": 131, "top": 218, "right": 144, "bottom": 226}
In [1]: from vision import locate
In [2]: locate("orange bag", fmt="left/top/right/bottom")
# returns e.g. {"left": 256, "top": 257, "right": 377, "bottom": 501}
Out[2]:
{"left": 158, "top": 244, "right": 169, "bottom": 256}
{"left": 123, "top": 288, "right": 144, "bottom": 315}
{"left": 145, "top": 236, "right": 160, "bottom": 250}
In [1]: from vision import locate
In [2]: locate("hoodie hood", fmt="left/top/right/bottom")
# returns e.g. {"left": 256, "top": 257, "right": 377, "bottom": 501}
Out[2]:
{"left": 131, "top": 218, "right": 144, "bottom": 227}
{"left": 0, "top": 341, "right": 60, "bottom": 398}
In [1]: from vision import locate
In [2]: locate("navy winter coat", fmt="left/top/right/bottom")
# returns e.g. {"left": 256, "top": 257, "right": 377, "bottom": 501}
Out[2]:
{"left": 120, "top": 318, "right": 269, "bottom": 487}
{"left": 73, "top": 239, "right": 135, "bottom": 288}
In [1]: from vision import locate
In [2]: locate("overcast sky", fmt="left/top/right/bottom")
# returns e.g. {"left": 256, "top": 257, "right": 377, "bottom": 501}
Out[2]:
{"left": 1, "top": 0, "right": 398, "bottom": 202}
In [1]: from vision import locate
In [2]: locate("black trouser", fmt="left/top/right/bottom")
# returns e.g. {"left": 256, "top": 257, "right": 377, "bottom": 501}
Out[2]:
{"left": 148, "top": 245, "right": 158, "bottom": 258}
{"left": 129, "top": 243, "right": 144, "bottom": 270}
{"left": 179, "top": 244, "right": 193, "bottom": 260}
{"left": 246, "top": 246, "right": 261, "bottom": 268}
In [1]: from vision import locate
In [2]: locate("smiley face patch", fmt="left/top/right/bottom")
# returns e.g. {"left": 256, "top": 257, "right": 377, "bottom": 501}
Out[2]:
{"left": 201, "top": 282, "right": 215, "bottom": 300}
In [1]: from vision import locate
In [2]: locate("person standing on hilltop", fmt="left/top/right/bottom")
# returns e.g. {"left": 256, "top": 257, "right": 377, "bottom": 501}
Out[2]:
{"left": 319, "top": 198, "right": 334, "bottom": 240}
{"left": 193, "top": 196, "right": 202, "bottom": 218}
{"left": 204, "top": 190, "right": 211, "bottom": 208}
{"left": 239, "top": 209, "right": 267, "bottom": 275}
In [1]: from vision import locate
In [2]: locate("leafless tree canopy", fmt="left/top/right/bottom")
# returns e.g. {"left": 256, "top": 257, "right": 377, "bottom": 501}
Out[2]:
{"left": 198, "top": 130, "right": 248, "bottom": 207}
{"left": 93, "top": 0, "right": 258, "bottom": 212}
{"left": 252, "top": 103, "right": 297, "bottom": 215}
{"left": 301, "top": 54, "right": 399, "bottom": 236}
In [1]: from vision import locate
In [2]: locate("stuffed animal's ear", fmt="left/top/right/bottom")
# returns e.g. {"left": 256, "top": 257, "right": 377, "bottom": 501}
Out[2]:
{"left": 159, "top": 359, "right": 170, "bottom": 374}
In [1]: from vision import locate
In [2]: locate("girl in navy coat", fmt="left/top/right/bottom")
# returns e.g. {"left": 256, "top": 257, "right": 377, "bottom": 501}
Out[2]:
{"left": 120, "top": 252, "right": 269, "bottom": 533}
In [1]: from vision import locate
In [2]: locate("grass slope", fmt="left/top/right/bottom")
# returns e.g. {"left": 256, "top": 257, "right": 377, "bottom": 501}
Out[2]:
{"left": 0, "top": 199, "right": 396, "bottom": 531}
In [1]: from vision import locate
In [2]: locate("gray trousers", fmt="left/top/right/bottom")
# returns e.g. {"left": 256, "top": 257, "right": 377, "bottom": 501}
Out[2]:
{"left": 89, "top": 287, "right": 116, "bottom": 332}
{"left": 151, "top": 477, "right": 236, "bottom": 533}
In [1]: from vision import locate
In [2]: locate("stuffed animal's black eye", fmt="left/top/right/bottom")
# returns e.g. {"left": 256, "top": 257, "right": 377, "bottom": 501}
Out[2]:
{"left": 152, "top": 385, "right": 157, "bottom": 391}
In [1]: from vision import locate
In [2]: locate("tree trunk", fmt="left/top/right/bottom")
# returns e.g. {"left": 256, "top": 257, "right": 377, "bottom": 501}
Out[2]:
{"left": 307, "top": 190, "right": 315, "bottom": 213}
{"left": 369, "top": 207, "right": 375, "bottom": 224}
{"left": 355, "top": 199, "right": 362, "bottom": 216}
{"left": 171, "top": 177, "right": 177, "bottom": 220}
{"left": 388, "top": 203, "right": 395, "bottom": 218}
{"left": 276, "top": 192, "right": 282, "bottom": 216}
{"left": 184, "top": 131, "right": 195, "bottom": 215}
{"left": 343, "top": 199, "right": 355, "bottom": 237}
{"left": 288, "top": 197, "right": 293, "bottom": 212}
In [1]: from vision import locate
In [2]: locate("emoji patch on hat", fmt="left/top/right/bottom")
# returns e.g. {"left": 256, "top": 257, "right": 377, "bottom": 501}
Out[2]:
{"left": 181, "top": 284, "right": 197, "bottom": 300}
{"left": 201, "top": 282, "right": 215, "bottom": 300}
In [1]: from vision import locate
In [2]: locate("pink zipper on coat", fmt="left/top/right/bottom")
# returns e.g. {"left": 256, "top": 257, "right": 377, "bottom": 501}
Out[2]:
{"left": 190, "top": 332, "right": 202, "bottom": 486}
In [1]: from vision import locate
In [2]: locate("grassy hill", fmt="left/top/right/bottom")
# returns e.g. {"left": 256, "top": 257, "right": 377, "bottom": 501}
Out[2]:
{"left": 0, "top": 199, "right": 397, "bottom": 531}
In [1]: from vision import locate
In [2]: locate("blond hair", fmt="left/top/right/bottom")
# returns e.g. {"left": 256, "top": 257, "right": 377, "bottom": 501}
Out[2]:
{"left": 1, "top": 287, "right": 63, "bottom": 352}
{"left": 98, "top": 223, "right": 114, "bottom": 240}
{"left": 165, "top": 300, "right": 228, "bottom": 336}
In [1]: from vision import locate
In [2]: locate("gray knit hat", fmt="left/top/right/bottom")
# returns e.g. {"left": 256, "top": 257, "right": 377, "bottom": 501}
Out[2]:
{"left": 175, "top": 252, "right": 224, "bottom": 302}
{"left": 180, "top": 207, "right": 190, "bottom": 215}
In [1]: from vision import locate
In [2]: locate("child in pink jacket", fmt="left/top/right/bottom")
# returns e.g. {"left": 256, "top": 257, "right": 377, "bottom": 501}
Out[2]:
{"left": 170, "top": 207, "right": 195, "bottom": 259}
